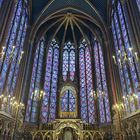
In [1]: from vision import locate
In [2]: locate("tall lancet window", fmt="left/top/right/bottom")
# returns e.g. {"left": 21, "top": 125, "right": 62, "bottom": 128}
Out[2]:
{"left": 62, "top": 42, "right": 75, "bottom": 81}
{"left": 0, "top": 0, "right": 28, "bottom": 95}
{"left": 79, "top": 39, "right": 95, "bottom": 124}
{"left": 93, "top": 40, "right": 111, "bottom": 123}
{"left": 41, "top": 39, "right": 59, "bottom": 123}
{"left": 25, "top": 39, "right": 44, "bottom": 122}
{"left": 112, "top": 0, "right": 140, "bottom": 113}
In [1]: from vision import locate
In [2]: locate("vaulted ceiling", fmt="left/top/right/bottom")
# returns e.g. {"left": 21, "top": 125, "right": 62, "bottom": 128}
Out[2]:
{"left": 31, "top": 0, "right": 109, "bottom": 23}
{"left": 29, "top": 0, "right": 111, "bottom": 45}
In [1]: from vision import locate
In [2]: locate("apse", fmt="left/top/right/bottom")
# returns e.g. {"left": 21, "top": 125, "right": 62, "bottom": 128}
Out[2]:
{"left": 25, "top": 9, "right": 111, "bottom": 125}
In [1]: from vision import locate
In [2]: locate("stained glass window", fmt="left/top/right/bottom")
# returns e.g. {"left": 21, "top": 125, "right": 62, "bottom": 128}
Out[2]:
{"left": 118, "top": 2, "right": 139, "bottom": 90}
{"left": 61, "top": 90, "right": 76, "bottom": 112}
{"left": 112, "top": 15, "right": 132, "bottom": 113}
{"left": 112, "top": 1, "right": 140, "bottom": 113}
{"left": 6, "top": 12, "right": 28, "bottom": 96}
{"left": 79, "top": 39, "right": 95, "bottom": 124}
{"left": 41, "top": 39, "right": 59, "bottom": 123}
{"left": 0, "top": 0, "right": 28, "bottom": 96}
{"left": 93, "top": 40, "right": 111, "bottom": 123}
{"left": 62, "top": 42, "right": 75, "bottom": 81}
{"left": 25, "top": 39, "right": 44, "bottom": 122}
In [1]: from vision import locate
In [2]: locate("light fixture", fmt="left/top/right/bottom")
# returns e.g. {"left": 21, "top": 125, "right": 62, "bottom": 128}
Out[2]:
{"left": 112, "top": 46, "right": 139, "bottom": 67}
{"left": 32, "top": 89, "right": 45, "bottom": 100}
{"left": 113, "top": 93, "right": 139, "bottom": 117}
{"left": 0, "top": 94, "right": 25, "bottom": 116}
{"left": 40, "top": 90, "right": 45, "bottom": 98}
{"left": 0, "top": 45, "right": 24, "bottom": 65}
{"left": 90, "top": 90, "right": 105, "bottom": 99}
{"left": 18, "top": 51, "right": 24, "bottom": 64}
{"left": 0, "top": 46, "right": 6, "bottom": 60}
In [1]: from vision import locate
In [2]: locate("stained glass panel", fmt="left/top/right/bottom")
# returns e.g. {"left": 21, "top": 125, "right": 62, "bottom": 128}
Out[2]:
{"left": 118, "top": 2, "right": 139, "bottom": 91}
{"left": 61, "top": 90, "right": 76, "bottom": 112}
{"left": 99, "top": 45, "right": 110, "bottom": 122}
{"left": 79, "top": 47, "right": 88, "bottom": 123}
{"left": 10, "top": 20, "right": 27, "bottom": 95}
{"left": 62, "top": 42, "right": 75, "bottom": 81}
{"left": 41, "top": 47, "right": 53, "bottom": 123}
{"left": 6, "top": 11, "right": 27, "bottom": 96}
{"left": 0, "top": 0, "right": 28, "bottom": 98}
{"left": 49, "top": 46, "right": 59, "bottom": 122}
{"left": 41, "top": 39, "right": 59, "bottom": 123}
{"left": 118, "top": 2, "right": 138, "bottom": 112}
{"left": 85, "top": 47, "right": 95, "bottom": 124}
{"left": 94, "top": 42, "right": 105, "bottom": 123}
{"left": 112, "top": 11, "right": 132, "bottom": 114}
{"left": 70, "top": 50, "right": 75, "bottom": 81}
{"left": 0, "top": 0, "right": 23, "bottom": 94}
{"left": 25, "top": 39, "right": 44, "bottom": 122}
{"left": 79, "top": 39, "right": 95, "bottom": 124}
{"left": 62, "top": 49, "right": 68, "bottom": 81}
{"left": 111, "top": 1, "right": 140, "bottom": 114}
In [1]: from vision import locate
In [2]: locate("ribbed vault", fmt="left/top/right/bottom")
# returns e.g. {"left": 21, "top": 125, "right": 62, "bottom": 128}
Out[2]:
{"left": 31, "top": 0, "right": 109, "bottom": 23}
{"left": 30, "top": 10, "right": 109, "bottom": 48}
{"left": 29, "top": 0, "right": 110, "bottom": 45}
{"left": 37, "top": 13, "right": 101, "bottom": 44}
